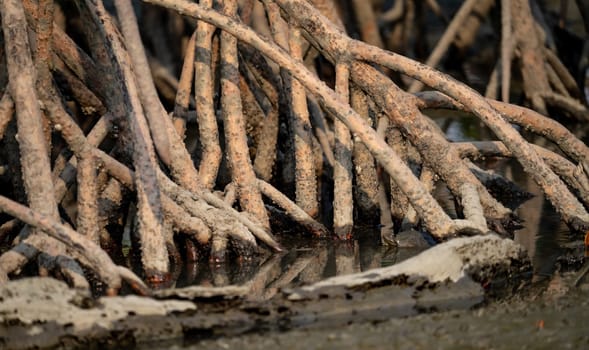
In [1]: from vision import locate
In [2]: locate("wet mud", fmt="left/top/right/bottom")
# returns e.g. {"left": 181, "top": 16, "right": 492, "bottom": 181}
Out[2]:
{"left": 0, "top": 235, "right": 538, "bottom": 349}
{"left": 195, "top": 275, "right": 589, "bottom": 350}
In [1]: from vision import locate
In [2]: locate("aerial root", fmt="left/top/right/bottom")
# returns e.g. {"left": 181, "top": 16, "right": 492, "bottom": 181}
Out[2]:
{"left": 0, "top": 195, "right": 148, "bottom": 293}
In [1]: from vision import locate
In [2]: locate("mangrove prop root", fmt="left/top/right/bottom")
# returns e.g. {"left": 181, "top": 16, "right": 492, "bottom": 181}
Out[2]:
{"left": 1, "top": 0, "right": 588, "bottom": 293}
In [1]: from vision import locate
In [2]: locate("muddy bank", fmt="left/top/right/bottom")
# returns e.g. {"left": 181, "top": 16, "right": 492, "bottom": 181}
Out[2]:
{"left": 195, "top": 276, "right": 589, "bottom": 350}
{"left": 0, "top": 235, "right": 533, "bottom": 349}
